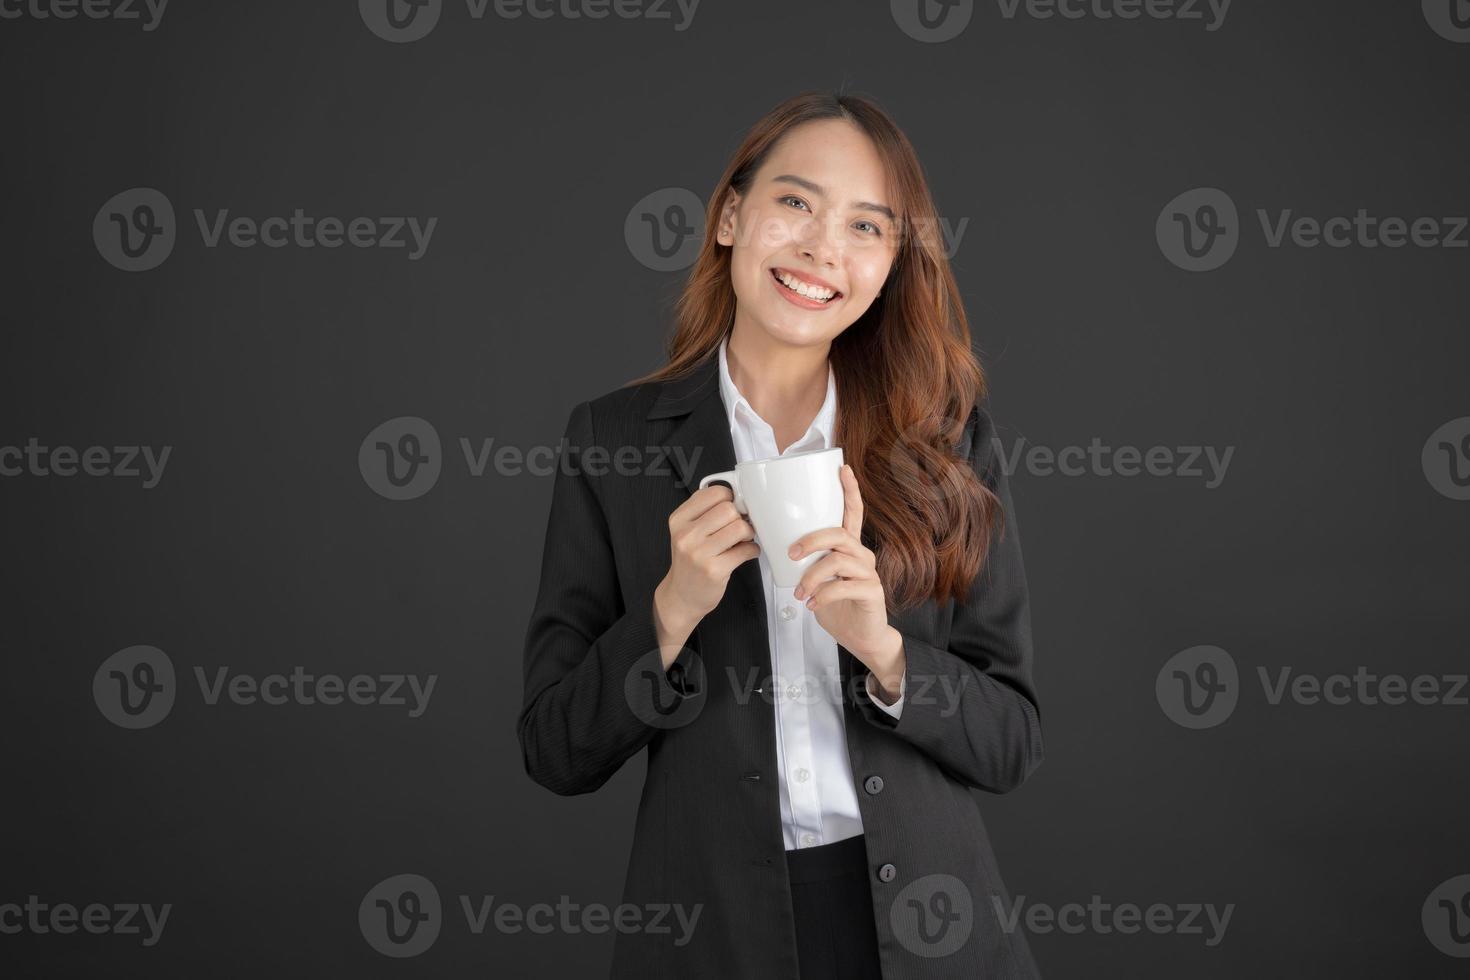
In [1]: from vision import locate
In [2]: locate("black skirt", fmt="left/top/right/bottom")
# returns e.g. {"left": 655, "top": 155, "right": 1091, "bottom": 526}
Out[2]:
{"left": 784, "top": 834, "right": 884, "bottom": 980}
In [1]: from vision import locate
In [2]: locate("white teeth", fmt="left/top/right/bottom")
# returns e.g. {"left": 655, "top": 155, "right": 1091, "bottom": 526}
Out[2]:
{"left": 775, "top": 270, "right": 836, "bottom": 301}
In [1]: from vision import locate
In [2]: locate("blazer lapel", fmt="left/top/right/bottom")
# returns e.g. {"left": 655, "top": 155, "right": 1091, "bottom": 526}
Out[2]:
{"left": 646, "top": 355, "right": 767, "bottom": 635}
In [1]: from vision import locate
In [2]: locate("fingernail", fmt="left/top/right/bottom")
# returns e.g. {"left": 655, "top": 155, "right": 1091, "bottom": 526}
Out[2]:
{"left": 789, "top": 544, "right": 802, "bottom": 558}
{"left": 793, "top": 586, "right": 804, "bottom": 599}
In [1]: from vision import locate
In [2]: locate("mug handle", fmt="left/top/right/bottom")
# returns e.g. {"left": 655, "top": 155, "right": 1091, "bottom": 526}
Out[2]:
{"left": 697, "top": 470, "right": 747, "bottom": 514}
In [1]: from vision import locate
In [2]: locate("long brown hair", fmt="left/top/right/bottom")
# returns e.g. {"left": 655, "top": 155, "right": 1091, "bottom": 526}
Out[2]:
{"left": 629, "top": 90, "right": 1001, "bottom": 612}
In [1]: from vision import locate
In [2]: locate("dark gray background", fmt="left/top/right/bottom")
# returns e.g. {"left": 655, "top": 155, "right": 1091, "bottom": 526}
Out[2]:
{"left": 2, "top": 0, "right": 1467, "bottom": 976}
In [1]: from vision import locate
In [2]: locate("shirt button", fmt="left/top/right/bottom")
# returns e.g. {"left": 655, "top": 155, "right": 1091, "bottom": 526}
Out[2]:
{"left": 864, "top": 775, "right": 885, "bottom": 795}
{"left": 779, "top": 604, "right": 797, "bottom": 621}
{"left": 877, "top": 863, "right": 898, "bottom": 882}
{"left": 795, "top": 768, "right": 810, "bottom": 783}
{"left": 801, "top": 834, "right": 817, "bottom": 847}
{"left": 786, "top": 684, "right": 801, "bottom": 700}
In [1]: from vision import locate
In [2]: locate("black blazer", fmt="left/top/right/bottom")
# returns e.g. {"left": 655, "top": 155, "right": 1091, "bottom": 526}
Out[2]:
{"left": 518, "top": 353, "right": 1044, "bottom": 979}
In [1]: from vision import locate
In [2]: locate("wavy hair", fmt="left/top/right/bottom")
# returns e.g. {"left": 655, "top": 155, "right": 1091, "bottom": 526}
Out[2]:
{"left": 628, "top": 90, "right": 1001, "bottom": 612}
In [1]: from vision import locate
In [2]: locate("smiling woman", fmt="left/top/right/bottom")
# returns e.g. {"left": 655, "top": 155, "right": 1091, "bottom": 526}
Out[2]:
{"left": 639, "top": 94, "right": 1000, "bottom": 611}
{"left": 520, "top": 90, "right": 1043, "bottom": 980}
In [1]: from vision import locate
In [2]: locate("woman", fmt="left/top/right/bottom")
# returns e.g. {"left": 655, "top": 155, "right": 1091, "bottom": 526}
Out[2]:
{"left": 519, "top": 90, "right": 1044, "bottom": 979}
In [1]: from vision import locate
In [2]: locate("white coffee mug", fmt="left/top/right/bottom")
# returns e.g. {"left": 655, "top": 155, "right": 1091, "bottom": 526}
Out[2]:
{"left": 697, "top": 447, "right": 845, "bottom": 588}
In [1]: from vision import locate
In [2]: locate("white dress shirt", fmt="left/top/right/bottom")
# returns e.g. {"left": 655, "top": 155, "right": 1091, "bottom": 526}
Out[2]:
{"left": 716, "top": 337, "right": 903, "bottom": 852}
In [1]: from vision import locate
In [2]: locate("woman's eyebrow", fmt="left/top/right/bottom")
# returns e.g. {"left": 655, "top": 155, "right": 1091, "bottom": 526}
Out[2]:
{"left": 771, "top": 174, "right": 896, "bottom": 222}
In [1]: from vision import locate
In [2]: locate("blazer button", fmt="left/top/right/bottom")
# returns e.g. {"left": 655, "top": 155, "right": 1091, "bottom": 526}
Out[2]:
{"left": 863, "top": 775, "right": 884, "bottom": 795}
{"left": 877, "top": 863, "right": 897, "bottom": 883}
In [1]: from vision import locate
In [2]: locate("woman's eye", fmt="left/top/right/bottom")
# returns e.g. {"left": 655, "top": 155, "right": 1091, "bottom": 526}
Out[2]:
{"left": 855, "top": 221, "right": 882, "bottom": 236}
{"left": 780, "top": 195, "right": 810, "bottom": 211}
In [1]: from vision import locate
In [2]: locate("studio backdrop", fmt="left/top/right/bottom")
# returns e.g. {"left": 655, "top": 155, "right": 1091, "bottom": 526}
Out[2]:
{"left": 2, "top": 0, "right": 1468, "bottom": 977}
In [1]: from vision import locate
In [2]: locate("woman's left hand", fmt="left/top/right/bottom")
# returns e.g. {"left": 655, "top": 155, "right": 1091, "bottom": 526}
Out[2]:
{"left": 791, "top": 464, "right": 905, "bottom": 698}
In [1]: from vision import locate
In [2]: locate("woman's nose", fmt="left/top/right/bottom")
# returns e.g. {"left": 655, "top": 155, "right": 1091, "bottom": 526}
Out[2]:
{"left": 795, "top": 217, "right": 841, "bottom": 266}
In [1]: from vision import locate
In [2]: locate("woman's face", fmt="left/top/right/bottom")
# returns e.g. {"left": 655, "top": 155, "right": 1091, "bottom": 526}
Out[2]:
{"left": 718, "top": 119, "right": 900, "bottom": 351}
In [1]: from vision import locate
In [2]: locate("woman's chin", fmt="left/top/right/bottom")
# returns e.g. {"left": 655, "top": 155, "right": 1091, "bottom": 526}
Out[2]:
{"left": 755, "top": 310, "right": 847, "bottom": 348}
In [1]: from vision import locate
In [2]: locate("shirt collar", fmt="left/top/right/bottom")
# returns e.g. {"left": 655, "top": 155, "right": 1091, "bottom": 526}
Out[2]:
{"left": 717, "top": 335, "right": 837, "bottom": 451}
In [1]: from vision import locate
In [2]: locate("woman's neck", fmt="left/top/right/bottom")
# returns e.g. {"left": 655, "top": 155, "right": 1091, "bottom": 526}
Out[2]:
{"left": 725, "top": 324, "right": 831, "bottom": 453}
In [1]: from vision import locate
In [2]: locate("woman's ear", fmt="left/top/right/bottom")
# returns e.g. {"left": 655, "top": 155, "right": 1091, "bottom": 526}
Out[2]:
{"left": 716, "top": 191, "right": 741, "bottom": 245}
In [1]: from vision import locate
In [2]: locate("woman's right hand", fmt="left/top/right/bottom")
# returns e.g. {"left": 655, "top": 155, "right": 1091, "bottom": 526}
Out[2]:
{"left": 653, "top": 484, "right": 761, "bottom": 666}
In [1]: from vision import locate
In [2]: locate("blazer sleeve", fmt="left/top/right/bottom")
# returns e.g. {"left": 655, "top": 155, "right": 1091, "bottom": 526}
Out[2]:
{"left": 856, "top": 404, "right": 1044, "bottom": 794}
{"left": 517, "top": 399, "right": 701, "bottom": 796}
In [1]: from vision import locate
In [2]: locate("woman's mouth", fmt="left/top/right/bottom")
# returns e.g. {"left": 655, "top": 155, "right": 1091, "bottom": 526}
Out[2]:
{"left": 770, "top": 267, "right": 842, "bottom": 308}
